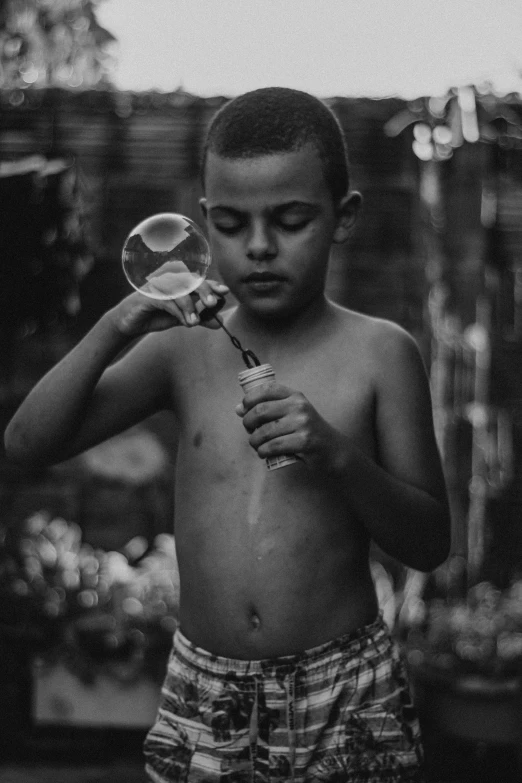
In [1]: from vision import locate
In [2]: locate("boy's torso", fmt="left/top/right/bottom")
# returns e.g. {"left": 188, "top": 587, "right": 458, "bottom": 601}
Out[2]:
{"left": 164, "top": 304, "right": 381, "bottom": 659}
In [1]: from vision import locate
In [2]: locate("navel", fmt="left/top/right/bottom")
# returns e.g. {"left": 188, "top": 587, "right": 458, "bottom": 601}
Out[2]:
{"left": 249, "top": 611, "right": 261, "bottom": 630}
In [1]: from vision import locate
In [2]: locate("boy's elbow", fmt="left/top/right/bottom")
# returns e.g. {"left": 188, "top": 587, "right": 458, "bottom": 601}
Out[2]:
{"left": 422, "top": 541, "right": 450, "bottom": 573}
{"left": 401, "top": 502, "right": 451, "bottom": 573}
{"left": 436, "top": 505, "right": 452, "bottom": 567}
{"left": 4, "top": 420, "right": 43, "bottom": 469}
{"left": 407, "top": 546, "right": 449, "bottom": 574}
{"left": 417, "top": 513, "right": 452, "bottom": 573}
{"left": 4, "top": 420, "right": 28, "bottom": 464}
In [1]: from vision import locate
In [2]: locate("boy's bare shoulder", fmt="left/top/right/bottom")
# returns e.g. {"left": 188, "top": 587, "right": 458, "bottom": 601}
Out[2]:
{"left": 330, "top": 302, "right": 426, "bottom": 389}
{"left": 332, "top": 302, "right": 418, "bottom": 356}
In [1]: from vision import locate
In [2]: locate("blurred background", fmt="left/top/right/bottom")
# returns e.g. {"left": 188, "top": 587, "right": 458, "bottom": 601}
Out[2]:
{"left": 1, "top": 1, "right": 522, "bottom": 781}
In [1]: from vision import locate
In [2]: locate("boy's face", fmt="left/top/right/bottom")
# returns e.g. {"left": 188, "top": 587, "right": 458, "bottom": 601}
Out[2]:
{"left": 201, "top": 144, "right": 356, "bottom": 321}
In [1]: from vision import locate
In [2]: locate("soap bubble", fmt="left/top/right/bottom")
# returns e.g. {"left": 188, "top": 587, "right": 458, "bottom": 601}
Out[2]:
{"left": 122, "top": 213, "right": 211, "bottom": 300}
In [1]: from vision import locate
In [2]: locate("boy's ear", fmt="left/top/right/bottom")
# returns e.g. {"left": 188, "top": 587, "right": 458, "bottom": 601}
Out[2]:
{"left": 199, "top": 197, "right": 208, "bottom": 219}
{"left": 333, "top": 191, "right": 362, "bottom": 244}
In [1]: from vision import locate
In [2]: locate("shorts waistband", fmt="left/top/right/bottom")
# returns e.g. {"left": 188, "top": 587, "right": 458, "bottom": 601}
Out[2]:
{"left": 173, "top": 612, "right": 388, "bottom": 677}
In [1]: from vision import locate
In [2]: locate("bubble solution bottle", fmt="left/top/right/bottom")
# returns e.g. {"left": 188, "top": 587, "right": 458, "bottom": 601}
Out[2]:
{"left": 238, "top": 364, "right": 298, "bottom": 470}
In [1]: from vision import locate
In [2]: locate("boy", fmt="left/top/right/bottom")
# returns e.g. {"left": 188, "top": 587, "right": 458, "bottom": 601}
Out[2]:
{"left": 5, "top": 87, "right": 450, "bottom": 781}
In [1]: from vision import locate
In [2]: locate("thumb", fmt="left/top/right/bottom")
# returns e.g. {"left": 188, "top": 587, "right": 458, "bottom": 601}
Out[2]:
{"left": 235, "top": 402, "right": 245, "bottom": 417}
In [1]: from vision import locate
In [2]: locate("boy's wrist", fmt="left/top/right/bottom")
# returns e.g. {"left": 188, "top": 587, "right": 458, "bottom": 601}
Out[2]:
{"left": 100, "top": 306, "right": 135, "bottom": 345}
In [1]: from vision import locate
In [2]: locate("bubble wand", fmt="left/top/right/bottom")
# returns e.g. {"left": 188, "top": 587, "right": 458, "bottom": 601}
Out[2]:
{"left": 198, "top": 306, "right": 260, "bottom": 369}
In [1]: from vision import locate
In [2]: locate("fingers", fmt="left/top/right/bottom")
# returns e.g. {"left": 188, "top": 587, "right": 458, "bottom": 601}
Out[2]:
{"left": 248, "top": 415, "right": 296, "bottom": 452}
{"left": 116, "top": 283, "right": 228, "bottom": 336}
{"left": 115, "top": 293, "right": 185, "bottom": 336}
{"left": 240, "top": 384, "right": 295, "bottom": 417}
{"left": 241, "top": 397, "right": 290, "bottom": 433}
{"left": 172, "top": 280, "right": 229, "bottom": 328}
{"left": 197, "top": 281, "right": 229, "bottom": 327}
{"left": 255, "top": 432, "right": 303, "bottom": 461}
{"left": 238, "top": 389, "right": 311, "bottom": 460}
{"left": 200, "top": 279, "right": 230, "bottom": 303}
{"left": 195, "top": 294, "right": 226, "bottom": 325}
{"left": 169, "top": 292, "right": 200, "bottom": 325}
{"left": 151, "top": 297, "right": 191, "bottom": 326}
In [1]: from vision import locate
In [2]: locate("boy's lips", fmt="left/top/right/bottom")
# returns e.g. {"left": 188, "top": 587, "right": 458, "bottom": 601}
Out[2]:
{"left": 244, "top": 272, "right": 287, "bottom": 288}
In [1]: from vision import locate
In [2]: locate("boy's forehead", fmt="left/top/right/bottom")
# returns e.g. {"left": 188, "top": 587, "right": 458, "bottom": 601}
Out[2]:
{"left": 204, "top": 145, "right": 329, "bottom": 203}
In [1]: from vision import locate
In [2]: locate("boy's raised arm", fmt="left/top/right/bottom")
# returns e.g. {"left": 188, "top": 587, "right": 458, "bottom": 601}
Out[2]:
{"left": 4, "top": 310, "right": 165, "bottom": 468}
{"left": 4, "top": 282, "right": 227, "bottom": 469}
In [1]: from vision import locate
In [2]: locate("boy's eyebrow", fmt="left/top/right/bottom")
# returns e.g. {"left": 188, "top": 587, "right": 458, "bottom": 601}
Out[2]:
{"left": 208, "top": 201, "right": 320, "bottom": 216}
{"left": 208, "top": 205, "right": 244, "bottom": 217}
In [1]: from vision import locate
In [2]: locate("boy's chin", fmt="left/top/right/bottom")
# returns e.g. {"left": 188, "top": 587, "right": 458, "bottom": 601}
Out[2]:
{"left": 243, "top": 298, "right": 305, "bottom": 323}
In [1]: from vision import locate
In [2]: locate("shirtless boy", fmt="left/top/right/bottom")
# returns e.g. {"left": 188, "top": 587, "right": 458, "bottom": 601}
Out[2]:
{"left": 5, "top": 87, "right": 450, "bottom": 782}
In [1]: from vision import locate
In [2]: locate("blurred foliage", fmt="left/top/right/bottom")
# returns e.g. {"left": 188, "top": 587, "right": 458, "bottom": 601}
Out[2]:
{"left": 401, "top": 557, "right": 522, "bottom": 681}
{"left": 385, "top": 86, "right": 522, "bottom": 164}
{"left": 0, "top": 0, "right": 115, "bottom": 90}
{"left": 0, "top": 156, "right": 93, "bottom": 386}
{"left": 0, "top": 511, "right": 179, "bottom": 683}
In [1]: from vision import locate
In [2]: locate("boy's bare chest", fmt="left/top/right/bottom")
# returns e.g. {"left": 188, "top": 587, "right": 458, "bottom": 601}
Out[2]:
{"left": 172, "top": 336, "right": 376, "bottom": 457}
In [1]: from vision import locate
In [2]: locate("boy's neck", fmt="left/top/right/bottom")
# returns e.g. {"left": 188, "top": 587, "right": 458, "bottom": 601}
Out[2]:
{"left": 229, "top": 294, "right": 335, "bottom": 361}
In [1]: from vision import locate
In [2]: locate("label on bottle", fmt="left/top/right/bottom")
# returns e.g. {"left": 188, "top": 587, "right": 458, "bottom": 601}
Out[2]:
{"left": 238, "top": 364, "right": 298, "bottom": 470}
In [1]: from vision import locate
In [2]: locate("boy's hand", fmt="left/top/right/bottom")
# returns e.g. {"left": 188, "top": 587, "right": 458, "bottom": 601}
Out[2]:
{"left": 109, "top": 280, "right": 229, "bottom": 337}
{"left": 236, "top": 382, "right": 344, "bottom": 470}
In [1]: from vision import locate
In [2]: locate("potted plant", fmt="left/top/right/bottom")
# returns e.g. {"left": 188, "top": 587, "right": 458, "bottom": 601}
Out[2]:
{"left": 399, "top": 558, "right": 522, "bottom": 746}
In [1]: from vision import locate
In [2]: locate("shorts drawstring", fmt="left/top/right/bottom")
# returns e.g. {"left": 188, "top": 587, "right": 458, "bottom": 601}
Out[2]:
{"left": 250, "top": 667, "right": 298, "bottom": 782}
{"left": 249, "top": 675, "right": 259, "bottom": 782}
{"left": 286, "top": 667, "right": 297, "bottom": 782}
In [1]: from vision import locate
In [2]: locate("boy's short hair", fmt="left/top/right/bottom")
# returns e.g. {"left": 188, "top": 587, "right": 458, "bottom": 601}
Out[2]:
{"left": 201, "top": 87, "right": 350, "bottom": 203}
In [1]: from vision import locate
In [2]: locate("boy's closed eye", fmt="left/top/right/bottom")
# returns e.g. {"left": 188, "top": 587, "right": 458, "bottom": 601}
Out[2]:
{"left": 210, "top": 203, "right": 319, "bottom": 235}
{"left": 277, "top": 217, "right": 311, "bottom": 232}
{"left": 214, "top": 218, "right": 310, "bottom": 235}
{"left": 214, "top": 221, "right": 244, "bottom": 235}
{"left": 210, "top": 210, "right": 245, "bottom": 235}
{"left": 272, "top": 203, "right": 320, "bottom": 231}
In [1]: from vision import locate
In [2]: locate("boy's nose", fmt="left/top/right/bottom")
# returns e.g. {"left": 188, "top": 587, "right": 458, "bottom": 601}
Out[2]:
{"left": 246, "top": 223, "right": 277, "bottom": 260}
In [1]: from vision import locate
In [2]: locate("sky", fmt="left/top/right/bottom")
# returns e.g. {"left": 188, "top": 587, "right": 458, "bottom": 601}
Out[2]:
{"left": 96, "top": 0, "right": 522, "bottom": 99}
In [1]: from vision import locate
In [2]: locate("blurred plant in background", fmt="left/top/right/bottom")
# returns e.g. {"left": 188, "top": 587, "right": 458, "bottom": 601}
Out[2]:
{"left": 0, "top": 155, "right": 94, "bottom": 394}
{"left": 0, "top": 0, "right": 115, "bottom": 92}
{"left": 398, "top": 557, "right": 522, "bottom": 683}
{"left": 0, "top": 511, "right": 179, "bottom": 683}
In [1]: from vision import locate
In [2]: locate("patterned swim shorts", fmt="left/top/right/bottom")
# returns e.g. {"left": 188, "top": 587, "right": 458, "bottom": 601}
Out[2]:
{"left": 143, "top": 614, "right": 423, "bottom": 782}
